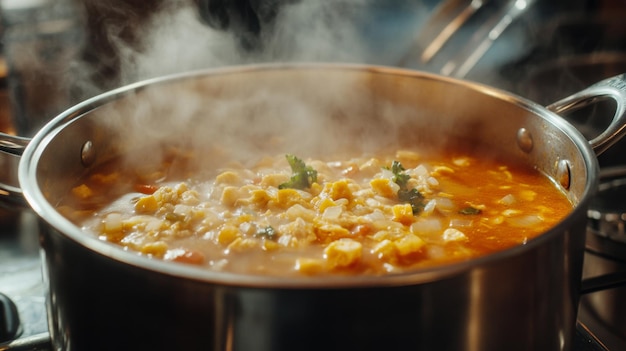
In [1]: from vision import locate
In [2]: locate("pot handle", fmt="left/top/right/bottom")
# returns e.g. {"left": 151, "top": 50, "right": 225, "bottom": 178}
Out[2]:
{"left": 0, "top": 133, "right": 30, "bottom": 207}
{"left": 547, "top": 73, "right": 626, "bottom": 156}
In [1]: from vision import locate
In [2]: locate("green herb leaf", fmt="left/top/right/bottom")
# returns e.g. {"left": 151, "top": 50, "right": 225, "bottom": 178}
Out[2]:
{"left": 387, "top": 160, "right": 425, "bottom": 214}
{"left": 389, "top": 160, "right": 410, "bottom": 187}
{"left": 279, "top": 154, "right": 318, "bottom": 190}
{"left": 255, "top": 226, "right": 277, "bottom": 240}
{"left": 459, "top": 206, "right": 482, "bottom": 215}
{"left": 398, "top": 188, "right": 425, "bottom": 214}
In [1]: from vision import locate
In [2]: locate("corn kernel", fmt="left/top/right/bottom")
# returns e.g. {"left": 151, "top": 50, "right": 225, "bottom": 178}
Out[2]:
{"left": 215, "top": 171, "right": 242, "bottom": 185}
{"left": 394, "top": 234, "right": 425, "bottom": 256}
{"left": 262, "top": 240, "right": 280, "bottom": 251}
{"left": 324, "top": 238, "right": 362, "bottom": 269}
{"left": 140, "top": 241, "right": 168, "bottom": 257}
{"left": 72, "top": 184, "right": 93, "bottom": 199}
{"left": 372, "top": 239, "right": 397, "bottom": 262}
{"left": 233, "top": 213, "right": 254, "bottom": 225}
{"left": 260, "top": 173, "right": 290, "bottom": 187}
{"left": 326, "top": 180, "right": 353, "bottom": 201}
{"left": 249, "top": 189, "right": 273, "bottom": 207}
{"left": 392, "top": 203, "right": 414, "bottom": 225}
{"left": 226, "top": 237, "right": 260, "bottom": 252}
{"left": 89, "top": 172, "right": 120, "bottom": 185}
{"left": 309, "top": 182, "right": 323, "bottom": 196}
{"left": 295, "top": 258, "right": 325, "bottom": 275}
{"left": 273, "top": 188, "right": 303, "bottom": 209}
{"left": 216, "top": 225, "right": 240, "bottom": 245}
{"left": 135, "top": 195, "right": 159, "bottom": 213}
{"left": 314, "top": 223, "right": 351, "bottom": 242}
{"left": 316, "top": 197, "right": 337, "bottom": 213}
{"left": 220, "top": 186, "right": 243, "bottom": 207}
{"left": 370, "top": 178, "right": 397, "bottom": 198}
{"left": 519, "top": 189, "right": 537, "bottom": 202}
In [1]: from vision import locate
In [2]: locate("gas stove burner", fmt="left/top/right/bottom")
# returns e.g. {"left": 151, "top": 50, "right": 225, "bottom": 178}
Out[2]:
{"left": 588, "top": 170, "right": 626, "bottom": 247}
{"left": 581, "top": 165, "right": 626, "bottom": 346}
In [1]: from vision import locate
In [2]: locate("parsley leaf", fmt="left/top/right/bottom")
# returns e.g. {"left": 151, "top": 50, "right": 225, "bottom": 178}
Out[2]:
{"left": 387, "top": 161, "right": 425, "bottom": 214}
{"left": 398, "top": 188, "right": 425, "bottom": 214}
{"left": 255, "top": 226, "right": 277, "bottom": 240}
{"left": 279, "top": 154, "right": 318, "bottom": 190}
{"left": 459, "top": 206, "right": 482, "bottom": 215}
{"left": 390, "top": 160, "right": 410, "bottom": 188}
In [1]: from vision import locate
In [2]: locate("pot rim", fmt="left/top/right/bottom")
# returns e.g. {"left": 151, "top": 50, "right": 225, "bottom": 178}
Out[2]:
{"left": 18, "top": 62, "right": 600, "bottom": 289}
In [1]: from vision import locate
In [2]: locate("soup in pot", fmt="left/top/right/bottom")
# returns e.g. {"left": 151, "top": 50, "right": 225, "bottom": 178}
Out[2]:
{"left": 58, "top": 147, "right": 573, "bottom": 276}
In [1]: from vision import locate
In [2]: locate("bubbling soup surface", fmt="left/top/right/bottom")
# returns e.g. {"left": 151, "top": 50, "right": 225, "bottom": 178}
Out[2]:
{"left": 58, "top": 147, "right": 573, "bottom": 276}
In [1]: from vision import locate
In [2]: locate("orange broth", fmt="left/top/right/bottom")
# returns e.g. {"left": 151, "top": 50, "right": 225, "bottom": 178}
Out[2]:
{"left": 58, "top": 148, "right": 573, "bottom": 276}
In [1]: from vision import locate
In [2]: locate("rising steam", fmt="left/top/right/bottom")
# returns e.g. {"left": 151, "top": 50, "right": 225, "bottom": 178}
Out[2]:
{"left": 103, "top": 0, "right": 377, "bottom": 89}
{"left": 68, "top": 0, "right": 474, "bottom": 177}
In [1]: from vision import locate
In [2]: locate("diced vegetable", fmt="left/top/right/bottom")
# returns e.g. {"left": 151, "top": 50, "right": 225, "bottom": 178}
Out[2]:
{"left": 68, "top": 148, "right": 573, "bottom": 276}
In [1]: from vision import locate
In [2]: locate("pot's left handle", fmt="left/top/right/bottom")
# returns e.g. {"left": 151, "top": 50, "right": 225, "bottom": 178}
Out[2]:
{"left": 547, "top": 73, "right": 626, "bottom": 156}
{"left": 0, "top": 133, "right": 30, "bottom": 207}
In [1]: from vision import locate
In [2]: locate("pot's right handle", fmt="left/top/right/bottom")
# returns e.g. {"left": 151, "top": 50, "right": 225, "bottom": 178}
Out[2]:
{"left": 547, "top": 73, "right": 626, "bottom": 156}
{"left": 548, "top": 75, "right": 626, "bottom": 294}
{"left": 0, "top": 133, "right": 30, "bottom": 207}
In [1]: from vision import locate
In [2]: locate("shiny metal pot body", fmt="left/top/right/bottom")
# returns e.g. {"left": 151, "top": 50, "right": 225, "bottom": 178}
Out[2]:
{"left": 8, "top": 64, "right": 626, "bottom": 350}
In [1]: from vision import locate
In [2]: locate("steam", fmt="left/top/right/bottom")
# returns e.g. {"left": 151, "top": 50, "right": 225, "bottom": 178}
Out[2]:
{"left": 70, "top": 0, "right": 457, "bottom": 178}
{"left": 114, "top": 4, "right": 241, "bottom": 84}
{"left": 103, "top": 0, "right": 375, "bottom": 88}
{"left": 259, "top": 1, "right": 370, "bottom": 62}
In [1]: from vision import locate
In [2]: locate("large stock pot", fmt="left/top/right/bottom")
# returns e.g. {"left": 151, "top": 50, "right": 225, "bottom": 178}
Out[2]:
{"left": 1, "top": 64, "right": 626, "bottom": 351}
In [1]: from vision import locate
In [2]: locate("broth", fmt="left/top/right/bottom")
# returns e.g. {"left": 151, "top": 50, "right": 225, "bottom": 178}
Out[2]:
{"left": 58, "top": 147, "right": 573, "bottom": 276}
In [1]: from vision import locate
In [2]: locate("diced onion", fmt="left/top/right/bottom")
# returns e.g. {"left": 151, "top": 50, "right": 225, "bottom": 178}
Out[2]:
{"left": 365, "top": 209, "right": 386, "bottom": 222}
{"left": 507, "top": 215, "right": 543, "bottom": 228}
{"left": 422, "top": 199, "right": 436, "bottom": 215}
{"left": 410, "top": 218, "right": 442, "bottom": 234}
{"left": 322, "top": 205, "right": 343, "bottom": 220}
{"left": 103, "top": 213, "right": 123, "bottom": 233}
{"left": 435, "top": 197, "right": 454, "bottom": 211}
{"left": 449, "top": 219, "right": 473, "bottom": 227}
{"left": 499, "top": 194, "right": 516, "bottom": 206}
{"left": 443, "top": 228, "right": 467, "bottom": 242}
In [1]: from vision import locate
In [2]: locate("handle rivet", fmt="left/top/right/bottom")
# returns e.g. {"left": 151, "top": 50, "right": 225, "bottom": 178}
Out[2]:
{"left": 81, "top": 141, "right": 95, "bottom": 167}
{"left": 517, "top": 128, "right": 533, "bottom": 153}
{"left": 557, "top": 159, "right": 571, "bottom": 190}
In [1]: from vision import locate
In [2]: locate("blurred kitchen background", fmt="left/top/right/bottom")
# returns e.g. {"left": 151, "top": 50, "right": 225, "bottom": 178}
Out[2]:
{"left": 1, "top": 0, "right": 624, "bottom": 137}
{"left": 1, "top": 0, "right": 626, "bottom": 350}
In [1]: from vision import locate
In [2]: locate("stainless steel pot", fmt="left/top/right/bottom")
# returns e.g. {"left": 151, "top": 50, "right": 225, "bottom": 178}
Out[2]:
{"left": 1, "top": 64, "right": 626, "bottom": 351}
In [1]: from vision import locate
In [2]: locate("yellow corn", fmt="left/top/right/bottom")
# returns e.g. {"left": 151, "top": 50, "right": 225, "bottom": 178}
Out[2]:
{"left": 372, "top": 239, "right": 397, "bottom": 262}
{"left": 216, "top": 225, "right": 240, "bottom": 245}
{"left": 394, "top": 234, "right": 425, "bottom": 256}
{"left": 326, "top": 180, "right": 353, "bottom": 201}
{"left": 295, "top": 258, "right": 325, "bottom": 275}
{"left": 72, "top": 184, "right": 93, "bottom": 199}
{"left": 215, "top": 171, "right": 242, "bottom": 185}
{"left": 135, "top": 195, "right": 159, "bottom": 213}
{"left": 370, "top": 178, "right": 396, "bottom": 198}
{"left": 140, "top": 241, "right": 168, "bottom": 257}
{"left": 324, "top": 238, "right": 362, "bottom": 269}
{"left": 392, "top": 203, "right": 414, "bottom": 225}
